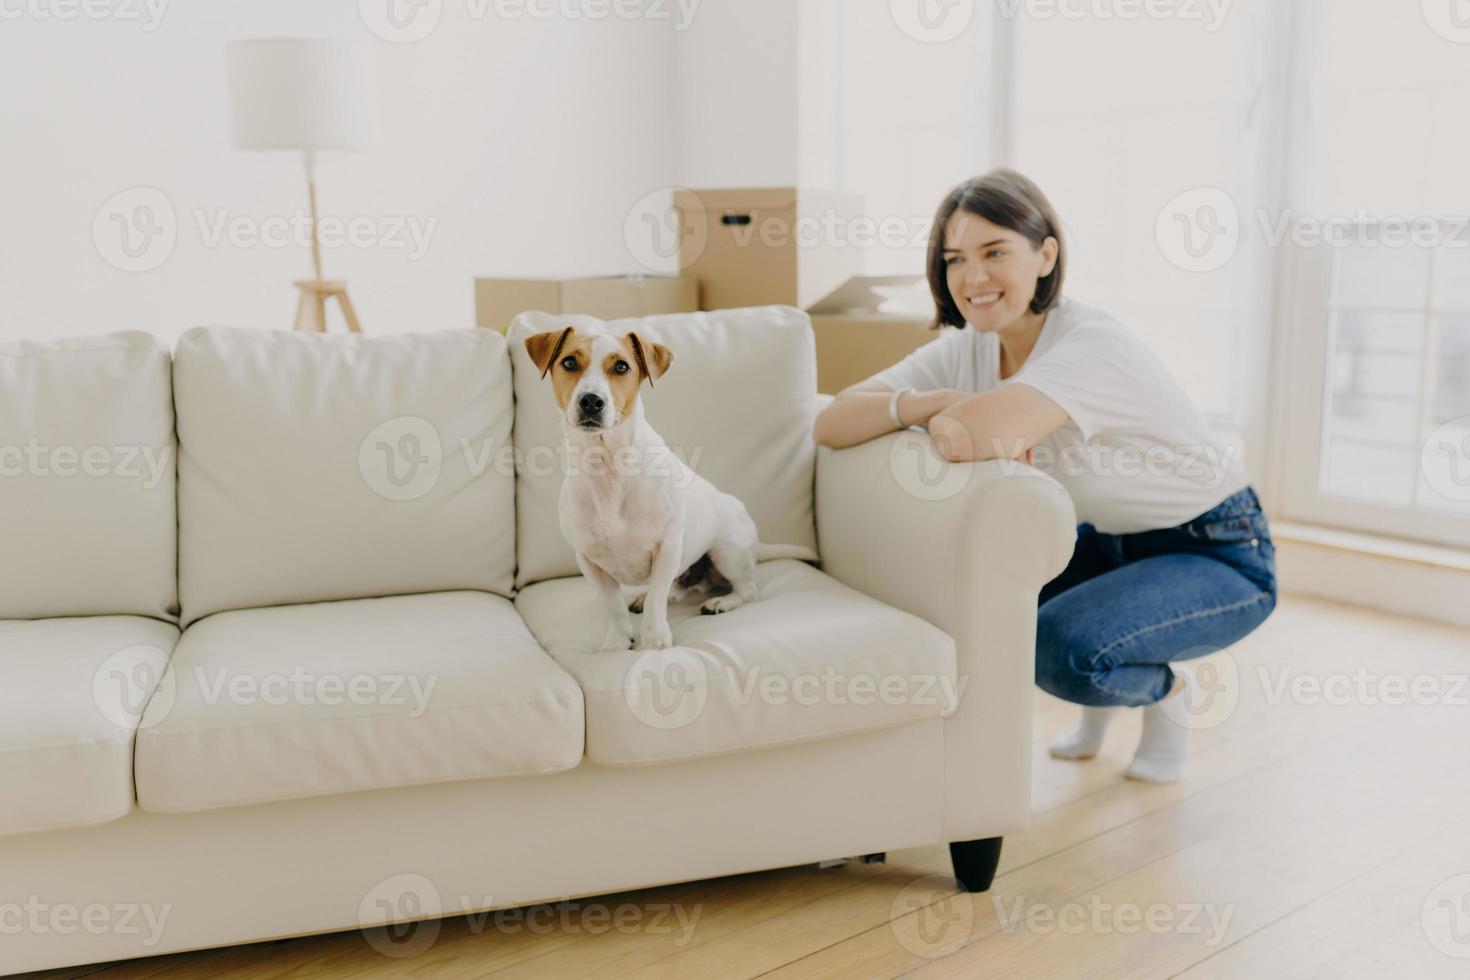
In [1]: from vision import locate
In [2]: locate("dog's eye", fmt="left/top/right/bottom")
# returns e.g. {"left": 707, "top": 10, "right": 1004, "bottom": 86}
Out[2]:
{"left": 560, "top": 356, "right": 578, "bottom": 371}
{"left": 612, "top": 360, "right": 631, "bottom": 375}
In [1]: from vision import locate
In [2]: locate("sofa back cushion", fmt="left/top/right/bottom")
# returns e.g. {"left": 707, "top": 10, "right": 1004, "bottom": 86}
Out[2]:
{"left": 174, "top": 327, "right": 515, "bottom": 625}
{"left": 508, "top": 305, "right": 820, "bottom": 588}
{"left": 0, "top": 332, "right": 177, "bottom": 620}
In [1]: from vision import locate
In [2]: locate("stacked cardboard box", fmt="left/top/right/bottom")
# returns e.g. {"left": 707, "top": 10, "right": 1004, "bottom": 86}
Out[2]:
{"left": 475, "top": 275, "right": 697, "bottom": 333}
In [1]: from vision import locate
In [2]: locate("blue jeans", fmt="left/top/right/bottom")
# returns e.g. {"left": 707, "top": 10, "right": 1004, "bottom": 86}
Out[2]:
{"left": 1034, "top": 486, "right": 1277, "bottom": 707}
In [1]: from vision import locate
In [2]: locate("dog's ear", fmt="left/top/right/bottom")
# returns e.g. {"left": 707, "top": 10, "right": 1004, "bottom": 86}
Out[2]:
{"left": 626, "top": 331, "right": 674, "bottom": 387}
{"left": 524, "top": 326, "right": 575, "bottom": 380}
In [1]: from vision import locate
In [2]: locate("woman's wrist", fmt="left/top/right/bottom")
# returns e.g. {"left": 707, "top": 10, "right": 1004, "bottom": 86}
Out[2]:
{"left": 906, "top": 388, "right": 962, "bottom": 425}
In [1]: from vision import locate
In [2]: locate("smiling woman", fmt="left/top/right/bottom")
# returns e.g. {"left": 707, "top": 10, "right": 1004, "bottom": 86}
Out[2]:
{"left": 812, "top": 168, "right": 1278, "bottom": 785}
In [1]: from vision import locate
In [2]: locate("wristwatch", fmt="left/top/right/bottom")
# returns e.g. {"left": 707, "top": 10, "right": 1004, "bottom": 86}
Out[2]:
{"left": 889, "top": 387, "right": 916, "bottom": 430}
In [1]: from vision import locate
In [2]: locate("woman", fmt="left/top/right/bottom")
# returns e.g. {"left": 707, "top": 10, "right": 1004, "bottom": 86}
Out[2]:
{"left": 813, "top": 169, "right": 1276, "bottom": 784}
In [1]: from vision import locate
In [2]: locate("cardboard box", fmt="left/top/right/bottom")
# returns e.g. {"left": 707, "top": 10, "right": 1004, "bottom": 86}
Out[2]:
{"left": 807, "top": 275, "right": 950, "bottom": 395}
{"left": 672, "top": 187, "right": 864, "bottom": 312}
{"left": 474, "top": 275, "right": 698, "bottom": 332}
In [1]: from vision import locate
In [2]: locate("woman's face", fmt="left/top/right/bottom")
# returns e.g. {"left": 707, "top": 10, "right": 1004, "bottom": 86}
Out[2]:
{"left": 942, "top": 209, "right": 1058, "bottom": 333}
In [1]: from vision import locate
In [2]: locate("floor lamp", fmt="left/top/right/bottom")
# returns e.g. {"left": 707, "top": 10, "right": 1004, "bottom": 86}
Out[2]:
{"left": 226, "top": 38, "right": 377, "bottom": 332}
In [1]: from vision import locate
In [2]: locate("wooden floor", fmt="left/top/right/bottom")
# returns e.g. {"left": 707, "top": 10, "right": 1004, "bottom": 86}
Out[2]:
{"left": 29, "top": 593, "right": 1470, "bottom": 979}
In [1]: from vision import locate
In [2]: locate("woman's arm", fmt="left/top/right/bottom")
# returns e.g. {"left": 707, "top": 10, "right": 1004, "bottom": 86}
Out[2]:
{"left": 926, "top": 383, "right": 1069, "bottom": 463}
{"left": 813, "top": 382, "right": 969, "bottom": 449}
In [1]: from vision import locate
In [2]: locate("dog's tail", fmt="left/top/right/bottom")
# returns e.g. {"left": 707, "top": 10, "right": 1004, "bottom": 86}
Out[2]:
{"left": 755, "top": 542, "right": 819, "bottom": 563}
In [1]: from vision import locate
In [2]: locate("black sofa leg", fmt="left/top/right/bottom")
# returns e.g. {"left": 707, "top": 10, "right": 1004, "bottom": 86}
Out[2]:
{"left": 949, "top": 837, "right": 1003, "bottom": 893}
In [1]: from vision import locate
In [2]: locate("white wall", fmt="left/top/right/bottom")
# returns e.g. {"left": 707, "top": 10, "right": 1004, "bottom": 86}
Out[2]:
{"left": 671, "top": 0, "right": 797, "bottom": 188}
{"left": 798, "top": 0, "right": 995, "bottom": 276}
{"left": 0, "top": 1, "right": 678, "bottom": 345}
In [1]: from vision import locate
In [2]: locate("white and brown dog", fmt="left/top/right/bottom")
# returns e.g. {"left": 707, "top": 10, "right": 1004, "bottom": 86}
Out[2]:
{"left": 524, "top": 325, "right": 803, "bottom": 652}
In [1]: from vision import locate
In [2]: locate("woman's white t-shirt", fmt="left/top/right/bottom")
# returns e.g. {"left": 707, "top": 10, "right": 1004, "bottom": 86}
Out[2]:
{"left": 869, "top": 296, "right": 1249, "bottom": 534}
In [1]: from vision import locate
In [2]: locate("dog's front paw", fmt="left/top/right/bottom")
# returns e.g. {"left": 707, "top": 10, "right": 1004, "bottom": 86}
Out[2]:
{"left": 638, "top": 620, "right": 673, "bottom": 650}
{"left": 700, "top": 594, "right": 746, "bottom": 615}
{"left": 599, "top": 625, "right": 635, "bottom": 653}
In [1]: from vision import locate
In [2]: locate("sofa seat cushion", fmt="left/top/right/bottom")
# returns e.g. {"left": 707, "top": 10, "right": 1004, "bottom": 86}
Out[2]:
{"left": 0, "top": 616, "right": 178, "bottom": 836}
{"left": 515, "top": 560, "right": 957, "bottom": 767}
{"left": 134, "top": 591, "right": 584, "bottom": 813}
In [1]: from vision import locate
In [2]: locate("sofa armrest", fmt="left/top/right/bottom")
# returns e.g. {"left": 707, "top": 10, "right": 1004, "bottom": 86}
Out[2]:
{"left": 815, "top": 429, "right": 1076, "bottom": 840}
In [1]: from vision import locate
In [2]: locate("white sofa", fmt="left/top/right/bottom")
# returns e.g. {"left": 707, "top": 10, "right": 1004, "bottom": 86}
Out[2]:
{"left": 0, "top": 306, "right": 1075, "bottom": 974}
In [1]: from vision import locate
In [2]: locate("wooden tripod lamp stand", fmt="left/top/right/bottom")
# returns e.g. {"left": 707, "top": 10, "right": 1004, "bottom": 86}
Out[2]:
{"left": 226, "top": 38, "right": 378, "bottom": 333}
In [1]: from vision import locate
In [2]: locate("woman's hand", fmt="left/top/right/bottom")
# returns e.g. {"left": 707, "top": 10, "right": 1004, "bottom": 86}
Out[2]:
{"left": 926, "top": 386, "right": 1065, "bottom": 464}
{"left": 813, "top": 385, "right": 972, "bottom": 449}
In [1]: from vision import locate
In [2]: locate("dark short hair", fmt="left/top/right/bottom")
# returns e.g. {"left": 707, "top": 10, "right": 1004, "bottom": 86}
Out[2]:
{"left": 927, "top": 169, "right": 1066, "bottom": 328}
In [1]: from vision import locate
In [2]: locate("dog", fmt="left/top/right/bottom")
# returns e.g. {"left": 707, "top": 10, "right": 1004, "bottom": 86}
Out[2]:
{"left": 524, "top": 325, "right": 805, "bottom": 652}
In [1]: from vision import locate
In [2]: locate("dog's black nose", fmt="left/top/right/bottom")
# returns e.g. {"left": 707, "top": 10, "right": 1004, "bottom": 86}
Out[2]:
{"left": 578, "top": 392, "right": 605, "bottom": 415}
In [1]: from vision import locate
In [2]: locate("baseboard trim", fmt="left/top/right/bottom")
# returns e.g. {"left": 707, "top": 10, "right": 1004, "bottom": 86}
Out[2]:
{"left": 1273, "top": 520, "right": 1470, "bottom": 627}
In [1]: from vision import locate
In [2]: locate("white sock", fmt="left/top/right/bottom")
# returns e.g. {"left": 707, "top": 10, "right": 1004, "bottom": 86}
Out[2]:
{"left": 1125, "top": 665, "right": 1192, "bottom": 784}
{"left": 1048, "top": 706, "right": 1118, "bottom": 760}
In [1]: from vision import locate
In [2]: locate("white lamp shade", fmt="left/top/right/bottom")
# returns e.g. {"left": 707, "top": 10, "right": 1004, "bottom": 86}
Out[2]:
{"left": 226, "top": 38, "right": 377, "bottom": 152}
